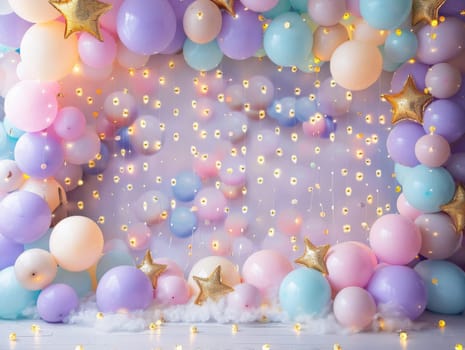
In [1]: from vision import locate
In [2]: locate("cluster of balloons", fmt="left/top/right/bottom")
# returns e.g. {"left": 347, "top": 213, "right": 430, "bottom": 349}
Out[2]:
{"left": 0, "top": 0, "right": 464, "bottom": 333}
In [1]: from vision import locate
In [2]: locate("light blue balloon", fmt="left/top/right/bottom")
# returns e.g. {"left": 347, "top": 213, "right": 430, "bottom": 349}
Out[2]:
{"left": 295, "top": 96, "right": 317, "bottom": 122}
{"left": 170, "top": 206, "right": 198, "bottom": 238}
{"left": 263, "top": 0, "right": 291, "bottom": 19}
{"left": 384, "top": 30, "right": 418, "bottom": 63}
{"left": 264, "top": 12, "right": 313, "bottom": 67}
{"left": 172, "top": 171, "right": 202, "bottom": 202}
{"left": 279, "top": 268, "right": 331, "bottom": 319}
{"left": 0, "top": 266, "right": 39, "bottom": 319}
{"left": 394, "top": 163, "right": 412, "bottom": 186}
{"left": 360, "top": 0, "right": 412, "bottom": 30}
{"left": 414, "top": 260, "right": 465, "bottom": 314}
{"left": 402, "top": 165, "right": 455, "bottom": 213}
{"left": 289, "top": 0, "right": 307, "bottom": 13}
{"left": 2, "top": 116, "right": 25, "bottom": 139}
{"left": 267, "top": 97, "right": 300, "bottom": 127}
{"left": 53, "top": 267, "right": 92, "bottom": 298}
{"left": 183, "top": 39, "right": 223, "bottom": 72}
{"left": 96, "top": 250, "right": 135, "bottom": 281}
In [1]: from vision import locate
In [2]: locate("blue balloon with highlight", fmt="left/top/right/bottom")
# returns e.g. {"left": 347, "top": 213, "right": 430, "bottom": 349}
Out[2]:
{"left": 360, "top": 0, "right": 412, "bottom": 30}
{"left": 183, "top": 39, "right": 223, "bottom": 72}
{"left": 170, "top": 206, "right": 198, "bottom": 238}
{"left": 172, "top": 171, "right": 202, "bottom": 202}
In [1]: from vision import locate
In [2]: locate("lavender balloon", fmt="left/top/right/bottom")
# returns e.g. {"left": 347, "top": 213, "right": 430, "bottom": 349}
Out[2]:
{"left": 386, "top": 122, "right": 425, "bottom": 166}
{"left": 0, "top": 234, "right": 23, "bottom": 269}
{"left": 446, "top": 152, "right": 465, "bottom": 183}
{"left": 391, "top": 61, "right": 428, "bottom": 93}
{"left": 367, "top": 265, "right": 427, "bottom": 320}
{"left": 117, "top": 0, "right": 176, "bottom": 55}
{"left": 37, "top": 284, "right": 79, "bottom": 323}
{"left": 217, "top": 4, "right": 263, "bottom": 60}
{"left": 14, "top": 132, "right": 64, "bottom": 179}
{"left": 96, "top": 266, "right": 153, "bottom": 313}
{"left": 0, "top": 191, "right": 51, "bottom": 244}
{"left": 0, "top": 13, "right": 31, "bottom": 48}
{"left": 423, "top": 99, "right": 465, "bottom": 143}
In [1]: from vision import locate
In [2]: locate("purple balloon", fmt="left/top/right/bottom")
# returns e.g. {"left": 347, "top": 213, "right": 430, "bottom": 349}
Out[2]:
{"left": 390, "top": 61, "right": 428, "bottom": 93}
{"left": 439, "top": 0, "right": 465, "bottom": 19}
{"left": 0, "top": 13, "right": 32, "bottom": 48}
{"left": 446, "top": 152, "right": 465, "bottom": 183}
{"left": 0, "top": 191, "right": 51, "bottom": 244}
{"left": 96, "top": 266, "right": 153, "bottom": 312}
{"left": 416, "top": 17, "right": 465, "bottom": 65}
{"left": 451, "top": 73, "right": 465, "bottom": 111}
{"left": 14, "top": 132, "right": 64, "bottom": 179}
{"left": 160, "top": 20, "right": 186, "bottom": 55}
{"left": 423, "top": 99, "right": 465, "bottom": 143}
{"left": 117, "top": 0, "right": 177, "bottom": 55}
{"left": 0, "top": 234, "right": 23, "bottom": 270}
{"left": 367, "top": 265, "right": 427, "bottom": 320}
{"left": 386, "top": 122, "right": 425, "bottom": 166}
{"left": 217, "top": 4, "right": 263, "bottom": 60}
{"left": 37, "top": 284, "right": 79, "bottom": 323}
{"left": 452, "top": 134, "right": 465, "bottom": 153}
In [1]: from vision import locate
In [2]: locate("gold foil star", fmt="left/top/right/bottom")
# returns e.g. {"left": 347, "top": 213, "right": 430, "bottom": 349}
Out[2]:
{"left": 382, "top": 75, "right": 433, "bottom": 125}
{"left": 295, "top": 237, "right": 330, "bottom": 274}
{"left": 137, "top": 250, "right": 167, "bottom": 289}
{"left": 193, "top": 265, "right": 234, "bottom": 305}
{"left": 210, "top": 0, "right": 235, "bottom": 16}
{"left": 441, "top": 184, "right": 465, "bottom": 233}
{"left": 49, "top": 0, "right": 112, "bottom": 41}
{"left": 412, "top": 0, "right": 446, "bottom": 26}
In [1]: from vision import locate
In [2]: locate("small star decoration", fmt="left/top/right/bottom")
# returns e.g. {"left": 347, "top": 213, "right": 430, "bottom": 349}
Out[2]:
{"left": 382, "top": 75, "right": 433, "bottom": 125}
{"left": 49, "top": 0, "right": 112, "bottom": 41}
{"left": 137, "top": 250, "right": 167, "bottom": 289}
{"left": 441, "top": 184, "right": 465, "bottom": 233}
{"left": 210, "top": 0, "right": 235, "bottom": 16}
{"left": 412, "top": 0, "right": 447, "bottom": 26}
{"left": 193, "top": 265, "right": 234, "bottom": 305}
{"left": 295, "top": 237, "right": 330, "bottom": 274}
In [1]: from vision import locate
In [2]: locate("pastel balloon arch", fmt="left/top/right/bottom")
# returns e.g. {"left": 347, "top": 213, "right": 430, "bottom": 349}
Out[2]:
{"left": 0, "top": 0, "right": 464, "bottom": 331}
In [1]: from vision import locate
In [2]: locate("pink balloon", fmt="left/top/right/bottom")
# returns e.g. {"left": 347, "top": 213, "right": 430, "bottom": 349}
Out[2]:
{"left": 369, "top": 214, "right": 422, "bottom": 265}
{"left": 308, "top": 0, "right": 346, "bottom": 26}
{"left": 63, "top": 128, "right": 101, "bottom": 165}
{"left": 126, "top": 222, "right": 151, "bottom": 251}
{"left": 52, "top": 106, "right": 87, "bottom": 141}
{"left": 4, "top": 80, "right": 59, "bottom": 132}
{"left": 333, "top": 286, "right": 376, "bottom": 331}
{"left": 396, "top": 193, "right": 423, "bottom": 221}
{"left": 154, "top": 275, "right": 190, "bottom": 305}
{"left": 326, "top": 241, "right": 378, "bottom": 293}
{"left": 242, "top": 249, "right": 293, "bottom": 301}
{"left": 240, "top": 0, "right": 279, "bottom": 12}
{"left": 153, "top": 257, "right": 184, "bottom": 278}
{"left": 100, "top": 0, "right": 124, "bottom": 34}
{"left": 194, "top": 187, "right": 227, "bottom": 222}
{"left": 224, "top": 212, "right": 249, "bottom": 237}
{"left": 276, "top": 207, "right": 303, "bottom": 236}
{"left": 183, "top": 0, "right": 222, "bottom": 44}
{"left": 78, "top": 30, "right": 117, "bottom": 69}
{"left": 313, "top": 24, "right": 349, "bottom": 62}
{"left": 415, "top": 133, "right": 451, "bottom": 167}
{"left": 302, "top": 115, "right": 327, "bottom": 137}
{"left": 226, "top": 283, "right": 262, "bottom": 310}
{"left": 425, "top": 62, "right": 462, "bottom": 99}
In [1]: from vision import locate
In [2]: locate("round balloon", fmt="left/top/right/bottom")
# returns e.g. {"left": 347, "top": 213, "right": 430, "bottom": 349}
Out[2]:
{"left": 37, "top": 283, "right": 79, "bottom": 323}
{"left": 333, "top": 286, "right": 376, "bottom": 331}
{"left": 14, "top": 249, "right": 57, "bottom": 290}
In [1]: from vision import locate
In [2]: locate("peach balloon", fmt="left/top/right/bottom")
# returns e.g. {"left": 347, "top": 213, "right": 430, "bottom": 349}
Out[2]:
{"left": 352, "top": 19, "right": 388, "bottom": 46}
{"left": 9, "top": 0, "right": 59, "bottom": 23}
{"left": 21, "top": 178, "right": 67, "bottom": 212}
{"left": 330, "top": 40, "right": 382, "bottom": 91}
{"left": 187, "top": 256, "right": 241, "bottom": 296}
{"left": 313, "top": 24, "right": 349, "bottom": 62}
{"left": 14, "top": 249, "right": 57, "bottom": 290}
{"left": 20, "top": 21, "right": 78, "bottom": 81}
{"left": 183, "top": 0, "right": 222, "bottom": 44}
{"left": 50, "top": 216, "right": 104, "bottom": 272}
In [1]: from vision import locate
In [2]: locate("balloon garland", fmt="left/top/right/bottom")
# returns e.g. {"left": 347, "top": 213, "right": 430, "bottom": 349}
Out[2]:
{"left": 0, "top": 0, "right": 464, "bottom": 333}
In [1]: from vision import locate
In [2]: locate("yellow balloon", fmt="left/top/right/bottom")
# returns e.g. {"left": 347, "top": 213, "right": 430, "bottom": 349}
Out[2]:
{"left": 50, "top": 216, "right": 104, "bottom": 272}
{"left": 20, "top": 21, "right": 78, "bottom": 81}
{"left": 9, "top": 0, "right": 60, "bottom": 23}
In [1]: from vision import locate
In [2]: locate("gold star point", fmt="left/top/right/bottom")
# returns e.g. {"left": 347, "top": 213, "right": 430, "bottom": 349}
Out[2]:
{"left": 193, "top": 265, "right": 234, "bottom": 305}
{"left": 49, "top": 0, "right": 112, "bottom": 41}
{"left": 294, "top": 237, "right": 330, "bottom": 275}
{"left": 382, "top": 75, "right": 433, "bottom": 125}
{"left": 210, "top": 0, "right": 235, "bottom": 16}
{"left": 412, "top": 0, "right": 447, "bottom": 26}
{"left": 137, "top": 250, "right": 167, "bottom": 289}
{"left": 441, "top": 184, "right": 465, "bottom": 233}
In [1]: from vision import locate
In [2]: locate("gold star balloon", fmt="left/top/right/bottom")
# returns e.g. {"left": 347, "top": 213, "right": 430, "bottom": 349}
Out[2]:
{"left": 193, "top": 265, "right": 234, "bottom": 305}
{"left": 49, "top": 0, "right": 112, "bottom": 41}
{"left": 210, "top": 0, "right": 235, "bottom": 16}
{"left": 441, "top": 184, "right": 465, "bottom": 233}
{"left": 295, "top": 237, "right": 330, "bottom": 275}
{"left": 412, "top": 0, "right": 447, "bottom": 26}
{"left": 382, "top": 75, "right": 433, "bottom": 125}
{"left": 137, "top": 250, "right": 167, "bottom": 289}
